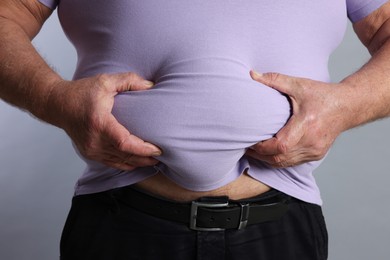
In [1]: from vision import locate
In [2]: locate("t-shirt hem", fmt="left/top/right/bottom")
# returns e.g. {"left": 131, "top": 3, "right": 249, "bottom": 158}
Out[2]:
{"left": 246, "top": 162, "right": 323, "bottom": 206}
{"left": 73, "top": 160, "right": 323, "bottom": 206}
{"left": 348, "top": 0, "right": 388, "bottom": 23}
{"left": 38, "top": 0, "right": 58, "bottom": 10}
{"left": 74, "top": 169, "right": 158, "bottom": 196}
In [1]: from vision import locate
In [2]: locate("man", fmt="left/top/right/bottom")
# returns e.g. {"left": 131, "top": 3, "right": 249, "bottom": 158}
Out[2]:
{"left": 1, "top": 0, "right": 389, "bottom": 259}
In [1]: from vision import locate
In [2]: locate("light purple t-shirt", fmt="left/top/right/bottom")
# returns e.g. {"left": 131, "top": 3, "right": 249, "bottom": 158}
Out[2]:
{"left": 39, "top": 0, "right": 387, "bottom": 205}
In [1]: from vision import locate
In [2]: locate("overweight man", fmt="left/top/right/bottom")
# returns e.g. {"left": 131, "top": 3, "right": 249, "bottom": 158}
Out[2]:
{"left": 1, "top": 0, "right": 390, "bottom": 259}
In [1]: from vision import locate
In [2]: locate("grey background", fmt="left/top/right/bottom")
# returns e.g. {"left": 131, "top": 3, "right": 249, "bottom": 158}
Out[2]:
{"left": 1, "top": 11, "right": 389, "bottom": 260}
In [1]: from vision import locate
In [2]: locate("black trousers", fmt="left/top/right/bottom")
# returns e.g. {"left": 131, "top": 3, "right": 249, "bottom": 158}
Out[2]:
{"left": 60, "top": 186, "right": 328, "bottom": 260}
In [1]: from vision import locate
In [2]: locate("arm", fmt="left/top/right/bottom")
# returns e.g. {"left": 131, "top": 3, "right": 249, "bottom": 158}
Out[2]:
{"left": 0, "top": 0, "right": 61, "bottom": 115}
{"left": 342, "top": 2, "right": 390, "bottom": 126}
{"left": 0, "top": 0, "right": 161, "bottom": 170}
{"left": 246, "top": 2, "right": 390, "bottom": 167}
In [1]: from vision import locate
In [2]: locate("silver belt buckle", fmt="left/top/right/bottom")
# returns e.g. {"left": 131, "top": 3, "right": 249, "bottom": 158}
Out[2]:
{"left": 189, "top": 201, "right": 229, "bottom": 231}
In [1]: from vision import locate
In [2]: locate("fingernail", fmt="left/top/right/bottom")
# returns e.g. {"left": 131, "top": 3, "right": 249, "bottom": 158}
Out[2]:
{"left": 143, "top": 80, "right": 154, "bottom": 87}
{"left": 251, "top": 70, "right": 263, "bottom": 77}
{"left": 152, "top": 150, "right": 162, "bottom": 156}
{"left": 147, "top": 144, "right": 162, "bottom": 156}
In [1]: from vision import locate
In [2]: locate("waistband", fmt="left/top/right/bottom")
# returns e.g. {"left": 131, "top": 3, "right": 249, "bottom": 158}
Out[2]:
{"left": 110, "top": 185, "right": 295, "bottom": 231}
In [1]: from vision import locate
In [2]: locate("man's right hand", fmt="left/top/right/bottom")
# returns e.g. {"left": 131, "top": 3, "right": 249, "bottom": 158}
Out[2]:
{"left": 0, "top": 2, "right": 161, "bottom": 171}
{"left": 46, "top": 72, "right": 162, "bottom": 171}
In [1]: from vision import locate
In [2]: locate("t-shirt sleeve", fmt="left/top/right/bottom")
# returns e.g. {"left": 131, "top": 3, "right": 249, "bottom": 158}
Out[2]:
{"left": 38, "top": 0, "right": 59, "bottom": 10}
{"left": 347, "top": 0, "right": 388, "bottom": 22}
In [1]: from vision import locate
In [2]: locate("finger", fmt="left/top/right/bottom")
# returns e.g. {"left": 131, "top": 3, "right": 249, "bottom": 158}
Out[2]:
{"left": 102, "top": 153, "right": 159, "bottom": 171}
{"left": 250, "top": 70, "right": 297, "bottom": 96}
{"left": 101, "top": 155, "right": 138, "bottom": 171}
{"left": 245, "top": 149, "right": 287, "bottom": 167}
{"left": 102, "top": 149, "right": 160, "bottom": 168}
{"left": 251, "top": 137, "right": 280, "bottom": 156}
{"left": 250, "top": 153, "right": 288, "bottom": 167}
{"left": 111, "top": 72, "right": 155, "bottom": 92}
{"left": 246, "top": 149, "right": 302, "bottom": 168}
{"left": 257, "top": 114, "right": 304, "bottom": 155}
{"left": 103, "top": 115, "right": 162, "bottom": 156}
{"left": 120, "top": 155, "right": 160, "bottom": 167}
{"left": 102, "top": 159, "right": 137, "bottom": 171}
{"left": 274, "top": 114, "right": 306, "bottom": 150}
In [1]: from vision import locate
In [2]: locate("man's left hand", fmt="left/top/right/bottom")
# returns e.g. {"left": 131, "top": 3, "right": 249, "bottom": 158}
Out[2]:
{"left": 246, "top": 70, "right": 348, "bottom": 168}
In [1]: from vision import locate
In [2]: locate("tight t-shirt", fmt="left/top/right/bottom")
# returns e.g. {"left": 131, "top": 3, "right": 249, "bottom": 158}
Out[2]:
{"left": 39, "top": 0, "right": 387, "bottom": 205}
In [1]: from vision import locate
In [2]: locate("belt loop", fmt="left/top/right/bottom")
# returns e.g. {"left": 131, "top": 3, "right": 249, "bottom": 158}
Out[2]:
{"left": 238, "top": 202, "right": 250, "bottom": 230}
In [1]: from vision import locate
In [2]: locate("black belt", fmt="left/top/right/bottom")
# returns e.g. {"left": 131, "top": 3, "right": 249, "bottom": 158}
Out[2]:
{"left": 113, "top": 186, "right": 292, "bottom": 231}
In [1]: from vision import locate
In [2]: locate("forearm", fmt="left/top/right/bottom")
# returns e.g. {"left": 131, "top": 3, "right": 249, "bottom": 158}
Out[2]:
{"left": 0, "top": 17, "right": 63, "bottom": 124}
{"left": 338, "top": 39, "right": 390, "bottom": 131}
{"left": 0, "top": 13, "right": 161, "bottom": 170}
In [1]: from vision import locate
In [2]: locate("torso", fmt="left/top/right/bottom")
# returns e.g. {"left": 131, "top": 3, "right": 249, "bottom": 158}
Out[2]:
{"left": 56, "top": 0, "right": 347, "bottom": 204}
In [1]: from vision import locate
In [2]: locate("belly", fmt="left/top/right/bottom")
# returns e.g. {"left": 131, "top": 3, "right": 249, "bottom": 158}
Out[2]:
{"left": 134, "top": 170, "right": 272, "bottom": 201}
{"left": 111, "top": 58, "right": 291, "bottom": 190}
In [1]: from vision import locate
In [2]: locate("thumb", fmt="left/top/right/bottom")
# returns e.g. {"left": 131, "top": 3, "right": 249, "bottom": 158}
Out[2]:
{"left": 110, "top": 72, "right": 155, "bottom": 92}
{"left": 250, "top": 70, "right": 295, "bottom": 96}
